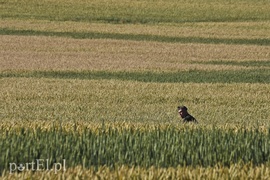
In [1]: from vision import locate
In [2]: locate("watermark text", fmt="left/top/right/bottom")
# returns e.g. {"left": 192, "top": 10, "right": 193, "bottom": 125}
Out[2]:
{"left": 9, "top": 159, "right": 66, "bottom": 174}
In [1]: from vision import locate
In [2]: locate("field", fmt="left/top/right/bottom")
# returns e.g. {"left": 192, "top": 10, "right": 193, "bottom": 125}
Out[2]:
{"left": 1, "top": 0, "right": 270, "bottom": 179}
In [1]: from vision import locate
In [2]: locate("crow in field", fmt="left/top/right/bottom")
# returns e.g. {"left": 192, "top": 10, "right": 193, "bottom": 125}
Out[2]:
{"left": 177, "top": 106, "right": 198, "bottom": 124}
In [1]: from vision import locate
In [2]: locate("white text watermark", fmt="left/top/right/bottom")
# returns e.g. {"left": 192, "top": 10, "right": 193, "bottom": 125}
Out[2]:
{"left": 9, "top": 159, "right": 66, "bottom": 174}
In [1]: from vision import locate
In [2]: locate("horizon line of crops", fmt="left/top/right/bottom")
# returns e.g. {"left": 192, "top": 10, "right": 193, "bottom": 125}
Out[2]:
{"left": 1, "top": 126, "right": 270, "bottom": 174}
{"left": 1, "top": 69, "right": 270, "bottom": 84}
{"left": 1, "top": 28, "right": 270, "bottom": 46}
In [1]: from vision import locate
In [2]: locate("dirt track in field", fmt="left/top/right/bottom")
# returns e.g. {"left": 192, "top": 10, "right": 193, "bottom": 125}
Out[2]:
{"left": 1, "top": 35, "right": 270, "bottom": 72}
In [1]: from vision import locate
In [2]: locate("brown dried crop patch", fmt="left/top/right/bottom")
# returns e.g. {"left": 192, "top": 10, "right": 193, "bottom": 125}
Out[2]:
{"left": 1, "top": 35, "right": 270, "bottom": 72}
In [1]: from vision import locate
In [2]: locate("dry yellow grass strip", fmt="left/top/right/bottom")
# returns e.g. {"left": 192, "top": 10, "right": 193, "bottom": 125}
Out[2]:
{"left": 1, "top": 19, "right": 270, "bottom": 39}
{"left": 2, "top": 164, "right": 270, "bottom": 180}
{"left": 0, "top": 119, "right": 268, "bottom": 135}
{"left": 1, "top": 35, "right": 270, "bottom": 72}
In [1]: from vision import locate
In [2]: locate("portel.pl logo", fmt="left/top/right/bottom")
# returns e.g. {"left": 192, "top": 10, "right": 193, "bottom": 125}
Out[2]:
{"left": 9, "top": 159, "right": 66, "bottom": 174}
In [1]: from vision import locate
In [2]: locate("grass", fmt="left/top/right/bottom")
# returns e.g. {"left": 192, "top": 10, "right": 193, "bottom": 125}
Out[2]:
{"left": 1, "top": 78, "right": 270, "bottom": 127}
{"left": 1, "top": 35, "right": 270, "bottom": 72}
{"left": 195, "top": 60, "right": 270, "bottom": 67}
{"left": 2, "top": 19, "right": 270, "bottom": 39}
{"left": 1, "top": 126, "right": 270, "bottom": 172}
{"left": 1, "top": 28, "right": 270, "bottom": 46}
{"left": 3, "top": 164, "right": 270, "bottom": 179}
{"left": 1, "top": 0, "right": 270, "bottom": 23}
{"left": 1, "top": 69, "right": 270, "bottom": 83}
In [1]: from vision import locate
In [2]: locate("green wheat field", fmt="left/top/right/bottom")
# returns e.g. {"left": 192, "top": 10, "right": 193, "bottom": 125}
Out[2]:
{"left": 1, "top": 0, "right": 270, "bottom": 179}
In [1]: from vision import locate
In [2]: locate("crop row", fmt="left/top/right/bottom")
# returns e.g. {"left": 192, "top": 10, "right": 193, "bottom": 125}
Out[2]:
{"left": 1, "top": 126, "right": 270, "bottom": 174}
{"left": 2, "top": 0, "right": 270, "bottom": 23}
{"left": 1, "top": 69, "right": 270, "bottom": 83}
